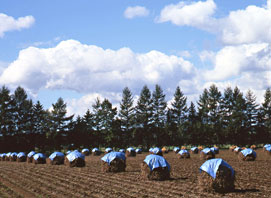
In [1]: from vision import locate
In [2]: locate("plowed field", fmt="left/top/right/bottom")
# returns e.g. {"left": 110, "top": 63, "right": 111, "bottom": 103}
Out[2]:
{"left": 0, "top": 150, "right": 270, "bottom": 198}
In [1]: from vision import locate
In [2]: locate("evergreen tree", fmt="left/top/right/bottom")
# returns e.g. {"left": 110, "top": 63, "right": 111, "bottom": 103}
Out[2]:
{"left": 261, "top": 88, "right": 271, "bottom": 141}
{"left": 187, "top": 102, "right": 200, "bottom": 145}
{"left": 119, "top": 87, "right": 135, "bottom": 146}
{"left": 0, "top": 86, "right": 13, "bottom": 137}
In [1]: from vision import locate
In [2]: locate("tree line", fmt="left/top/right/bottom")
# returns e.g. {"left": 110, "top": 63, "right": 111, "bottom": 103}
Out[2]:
{"left": 0, "top": 84, "right": 270, "bottom": 152}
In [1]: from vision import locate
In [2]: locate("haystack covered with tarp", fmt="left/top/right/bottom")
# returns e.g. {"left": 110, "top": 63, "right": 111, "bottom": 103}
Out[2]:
{"left": 141, "top": 154, "right": 170, "bottom": 181}
{"left": 238, "top": 148, "right": 256, "bottom": 161}
{"left": 27, "top": 151, "right": 36, "bottom": 163}
{"left": 178, "top": 149, "right": 190, "bottom": 159}
{"left": 173, "top": 147, "right": 180, "bottom": 153}
{"left": 264, "top": 145, "right": 271, "bottom": 155}
{"left": 92, "top": 148, "right": 101, "bottom": 156}
{"left": 10, "top": 152, "right": 18, "bottom": 161}
{"left": 233, "top": 147, "right": 242, "bottom": 154}
{"left": 126, "top": 147, "right": 136, "bottom": 157}
{"left": 17, "top": 152, "right": 26, "bottom": 162}
{"left": 162, "top": 147, "right": 168, "bottom": 154}
{"left": 101, "top": 152, "right": 126, "bottom": 172}
{"left": 65, "top": 150, "right": 85, "bottom": 167}
{"left": 210, "top": 147, "right": 219, "bottom": 154}
{"left": 105, "top": 147, "right": 113, "bottom": 153}
{"left": 119, "top": 149, "right": 125, "bottom": 153}
{"left": 264, "top": 144, "right": 271, "bottom": 151}
{"left": 49, "top": 152, "right": 65, "bottom": 165}
{"left": 200, "top": 148, "right": 215, "bottom": 160}
{"left": 81, "top": 148, "right": 90, "bottom": 156}
{"left": 0, "top": 153, "right": 6, "bottom": 161}
{"left": 6, "top": 152, "right": 11, "bottom": 161}
{"left": 136, "top": 148, "right": 142, "bottom": 154}
{"left": 190, "top": 147, "right": 199, "bottom": 154}
{"left": 198, "top": 158, "right": 235, "bottom": 193}
{"left": 33, "top": 153, "right": 46, "bottom": 164}
{"left": 152, "top": 147, "right": 163, "bottom": 156}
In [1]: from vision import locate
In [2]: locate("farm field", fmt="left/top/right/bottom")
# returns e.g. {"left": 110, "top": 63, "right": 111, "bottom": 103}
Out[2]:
{"left": 0, "top": 150, "right": 270, "bottom": 198}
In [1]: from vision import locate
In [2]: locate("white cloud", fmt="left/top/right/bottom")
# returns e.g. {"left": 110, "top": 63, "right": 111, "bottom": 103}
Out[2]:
{"left": 0, "top": 13, "right": 35, "bottom": 37}
{"left": 158, "top": 0, "right": 271, "bottom": 45}
{"left": 0, "top": 39, "right": 196, "bottom": 96}
{"left": 124, "top": 6, "right": 149, "bottom": 19}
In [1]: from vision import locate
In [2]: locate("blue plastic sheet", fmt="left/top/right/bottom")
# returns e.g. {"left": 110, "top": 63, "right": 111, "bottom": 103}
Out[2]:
{"left": 200, "top": 158, "right": 234, "bottom": 179}
{"left": 144, "top": 154, "right": 170, "bottom": 171}
{"left": 264, "top": 144, "right": 271, "bottom": 148}
{"left": 66, "top": 151, "right": 85, "bottom": 162}
{"left": 149, "top": 148, "right": 154, "bottom": 152}
{"left": 136, "top": 148, "right": 142, "bottom": 153}
{"left": 266, "top": 146, "right": 271, "bottom": 152}
{"left": 1, "top": 153, "right": 6, "bottom": 157}
{"left": 17, "top": 152, "right": 26, "bottom": 158}
{"left": 66, "top": 150, "right": 71, "bottom": 155}
{"left": 191, "top": 147, "right": 198, "bottom": 151}
{"left": 119, "top": 149, "right": 125, "bottom": 153}
{"left": 201, "top": 148, "right": 212, "bottom": 154}
{"left": 101, "top": 152, "right": 126, "bottom": 165}
{"left": 11, "top": 152, "right": 18, "bottom": 157}
{"left": 127, "top": 147, "right": 135, "bottom": 152}
{"left": 33, "top": 153, "right": 46, "bottom": 160}
{"left": 241, "top": 148, "right": 256, "bottom": 157}
{"left": 178, "top": 149, "right": 189, "bottom": 155}
{"left": 234, "top": 147, "right": 241, "bottom": 152}
{"left": 49, "top": 152, "right": 64, "bottom": 160}
{"left": 27, "top": 151, "right": 36, "bottom": 158}
{"left": 211, "top": 147, "right": 218, "bottom": 152}
{"left": 152, "top": 147, "right": 162, "bottom": 154}
{"left": 92, "top": 148, "right": 99, "bottom": 152}
{"left": 6, "top": 152, "right": 11, "bottom": 157}
{"left": 105, "top": 147, "right": 113, "bottom": 153}
{"left": 82, "top": 148, "right": 89, "bottom": 153}
{"left": 173, "top": 147, "right": 180, "bottom": 152}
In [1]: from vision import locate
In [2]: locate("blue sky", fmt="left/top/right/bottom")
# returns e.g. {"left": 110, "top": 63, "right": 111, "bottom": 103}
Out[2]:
{"left": 0, "top": 0, "right": 270, "bottom": 115}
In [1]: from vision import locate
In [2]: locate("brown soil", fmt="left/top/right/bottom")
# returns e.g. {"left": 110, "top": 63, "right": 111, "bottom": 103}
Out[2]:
{"left": 0, "top": 150, "right": 270, "bottom": 197}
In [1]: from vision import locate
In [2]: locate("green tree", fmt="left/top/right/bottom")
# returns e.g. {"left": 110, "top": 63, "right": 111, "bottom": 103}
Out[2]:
{"left": 261, "top": 88, "right": 271, "bottom": 142}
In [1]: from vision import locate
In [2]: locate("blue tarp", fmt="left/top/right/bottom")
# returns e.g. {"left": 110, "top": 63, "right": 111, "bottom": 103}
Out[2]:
{"left": 119, "top": 149, "right": 125, "bottom": 153}
{"left": 191, "top": 147, "right": 198, "bottom": 151}
{"left": 178, "top": 149, "right": 189, "bottom": 155}
{"left": 136, "top": 148, "right": 142, "bottom": 153}
{"left": 200, "top": 158, "right": 234, "bottom": 179}
{"left": 49, "top": 152, "right": 64, "bottom": 160}
{"left": 17, "top": 152, "right": 26, "bottom": 158}
{"left": 6, "top": 152, "right": 11, "bottom": 157}
{"left": 82, "top": 148, "right": 89, "bottom": 153}
{"left": 144, "top": 154, "right": 170, "bottom": 171}
{"left": 105, "top": 147, "right": 113, "bottom": 153}
{"left": 241, "top": 148, "right": 256, "bottom": 157}
{"left": 152, "top": 147, "right": 162, "bottom": 154}
{"left": 92, "top": 148, "right": 99, "bottom": 152}
{"left": 11, "top": 152, "right": 18, "bottom": 157}
{"left": 66, "top": 151, "right": 85, "bottom": 162}
{"left": 27, "top": 151, "right": 36, "bottom": 158}
{"left": 149, "top": 148, "right": 154, "bottom": 152}
{"left": 33, "top": 153, "right": 46, "bottom": 160}
{"left": 66, "top": 150, "right": 71, "bottom": 155}
{"left": 201, "top": 148, "right": 212, "bottom": 154}
{"left": 234, "top": 147, "right": 241, "bottom": 152}
{"left": 1, "top": 153, "right": 6, "bottom": 157}
{"left": 265, "top": 146, "right": 271, "bottom": 152}
{"left": 264, "top": 144, "right": 271, "bottom": 148}
{"left": 127, "top": 147, "right": 135, "bottom": 152}
{"left": 211, "top": 147, "right": 219, "bottom": 152}
{"left": 101, "top": 151, "right": 126, "bottom": 165}
{"left": 173, "top": 147, "right": 180, "bottom": 152}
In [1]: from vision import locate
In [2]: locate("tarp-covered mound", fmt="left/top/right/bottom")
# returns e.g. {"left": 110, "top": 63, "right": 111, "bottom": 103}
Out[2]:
{"left": 17, "top": 152, "right": 26, "bottom": 162}
{"left": 101, "top": 152, "right": 126, "bottom": 172}
{"left": 173, "top": 147, "right": 180, "bottom": 153}
{"left": 10, "top": 152, "right": 18, "bottom": 161}
{"left": 264, "top": 144, "right": 271, "bottom": 151}
{"left": 82, "top": 148, "right": 90, "bottom": 156}
{"left": 178, "top": 149, "right": 190, "bottom": 159}
{"left": 190, "top": 147, "right": 199, "bottom": 154}
{"left": 211, "top": 147, "right": 219, "bottom": 154}
{"left": 27, "top": 151, "right": 36, "bottom": 163}
{"left": 152, "top": 147, "right": 163, "bottom": 156}
{"left": 65, "top": 151, "right": 85, "bottom": 167}
{"left": 126, "top": 147, "right": 136, "bottom": 157}
{"left": 135, "top": 148, "right": 142, "bottom": 154}
{"left": 92, "top": 148, "right": 101, "bottom": 156}
{"left": 141, "top": 154, "right": 170, "bottom": 180}
{"left": 200, "top": 148, "right": 215, "bottom": 160}
{"left": 0, "top": 153, "right": 6, "bottom": 161}
{"left": 33, "top": 153, "right": 46, "bottom": 164}
{"left": 49, "top": 152, "right": 65, "bottom": 165}
{"left": 264, "top": 146, "right": 271, "bottom": 155}
{"left": 238, "top": 148, "right": 256, "bottom": 161}
{"left": 119, "top": 149, "right": 125, "bottom": 153}
{"left": 234, "top": 147, "right": 242, "bottom": 154}
{"left": 162, "top": 147, "right": 169, "bottom": 154}
{"left": 149, "top": 148, "right": 154, "bottom": 154}
{"left": 5, "top": 152, "right": 11, "bottom": 161}
{"left": 105, "top": 147, "right": 113, "bottom": 153}
{"left": 198, "top": 158, "right": 235, "bottom": 193}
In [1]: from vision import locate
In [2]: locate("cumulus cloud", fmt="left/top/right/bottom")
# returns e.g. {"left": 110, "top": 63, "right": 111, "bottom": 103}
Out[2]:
{"left": 124, "top": 6, "right": 149, "bottom": 19}
{"left": 158, "top": 0, "right": 271, "bottom": 45}
{"left": 0, "top": 39, "right": 196, "bottom": 97}
{"left": 0, "top": 13, "right": 35, "bottom": 37}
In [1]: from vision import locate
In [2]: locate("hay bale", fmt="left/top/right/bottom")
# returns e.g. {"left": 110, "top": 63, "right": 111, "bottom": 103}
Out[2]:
{"left": 200, "top": 148, "right": 215, "bottom": 160}
{"left": 190, "top": 147, "right": 199, "bottom": 154}
{"left": 178, "top": 149, "right": 190, "bottom": 159}
{"left": 211, "top": 147, "right": 219, "bottom": 154}
{"left": 135, "top": 148, "right": 142, "bottom": 154}
{"left": 173, "top": 147, "right": 180, "bottom": 153}
{"left": 198, "top": 158, "right": 235, "bottom": 193}
{"left": 149, "top": 148, "right": 154, "bottom": 154}
{"left": 81, "top": 148, "right": 90, "bottom": 156}
{"left": 119, "top": 149, "right": 125, "bottom": 153}
{"left": 49, "top": 152, "right": 64, "bottom": 165}
{"left": 10, "top": 152, "right": 18, "bottom": 162}
{"left": 27, "top": 151, "right": 36, "bottom": 163}
{"left": 198, "top": 146, "right": 204, "bottom": 152}
{"left": 233, "top": 147, "right": 242, "bottom": 154}
{"left": 65, "top": 151, "right": 85, "bottom": 167}
{"left": 141, "top": 154, "right": 170, "bottom": 181}
{"left": 152, "top": 147, "right": 163, "bottom": 156}
{"left": 250, "top": 145, "right": 257, "bottom": 150}
{"left": 126, "top": 148, "right": 136, "bottom": 157}
{"left": 92, "top": 148, "right": 101, "bottom": 156}
{"left": 101, "top": 152, "right": 126, "bottom": 172}
{"left": 229, "top": 145, "right": 236, "bottom": 152}
{"left": 33, "top": 153, "right": 46, "bottom": 164}
{"left": 162, "top": 147, "right": 168, "bottom": 154}
{"left": 5, "top": 152, "right": 12, "bottom": 161}
{"left": 17, "top": 152, "right": 26, "bottom": 162}
{"left": 0, "top": 154, "right": 6, "bottom": 161}
{"left": 238, "top": 148, "right": 256, "bottom": 161}
{"left": 264, "top": 146, "right": 271, "bottom": 155}
{"left": 105, "top": 147, "right": 113, "bottom": 154}
{"left": 263, "top": 144, "right": 271, "bottom": 151}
